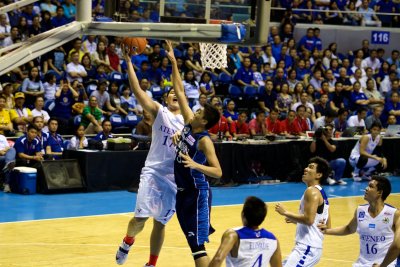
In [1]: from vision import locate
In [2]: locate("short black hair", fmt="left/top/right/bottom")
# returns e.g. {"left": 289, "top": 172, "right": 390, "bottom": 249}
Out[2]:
{"left": 309, "top": 156, "right": 330, "bottom": 182}
{"left": 48, "top": 117, "right": 58, "bottom": 125}
{"left": 242, "top": 196, "right": 267, "bottom": 228}
{"left": 370, "top": 121, "right": 382, "bottom": 130}
{"left": 203, "top": 103, "right": 220, "bottom": 129}
{"left": 372, "top": 176, "right": 391, "bottom": 201}
{"left": 296, "top": 104, "right": 306, "bottom": 112}
{"left": 102, "top": 119, "right": 111, "bottom": 127}
{"left": 27, "top": 124, "right": 38, "bottom": 132}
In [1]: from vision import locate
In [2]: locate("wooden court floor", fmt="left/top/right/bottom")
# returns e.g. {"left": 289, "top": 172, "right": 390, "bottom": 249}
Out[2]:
{"left": 0, "top": 195, "right": 399, "bottom": 267}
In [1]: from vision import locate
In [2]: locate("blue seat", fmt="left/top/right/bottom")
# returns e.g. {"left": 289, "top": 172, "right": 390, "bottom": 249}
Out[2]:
{"left": 223, "top": 98, "right": 231, "bottom": 108}
{"left": 218, "top": 72, "right": 232, "bottom": 84}
{"left": 86, "top": 82, "right": 98, "bottom": 96}
{"left": 44, "top": 100, "right": 55, "bottom": 112}
{"left": 150, "top": 85, "right": 164, "bottom": 99}
{"left": 228, "top": 84, "right": 243, "bottom": 98}
{"left": 109, "top": 114, "right": 124, "bottom": 128}
{"left": 63, "top": 140, "right": 70, "bottom": 150}
{"left": 125, "top": 112, "right": 142, "bottom": 127}
{"left": 73, "top": 115, "right": 82, "bottom": 126}
{"left": 173, "top": 48, "right": 183, "bottom": 58}
{"left": 46, "top": 70, "right": 63, "bottom": 83}
{"left": 244, "top": 86, "right": 258, "bottom": 99}
{"left": 109, "top": 71, "right": 125, "bottom": 85}
{"left": 257, "top": 86, "right": 266, "bottom": 97}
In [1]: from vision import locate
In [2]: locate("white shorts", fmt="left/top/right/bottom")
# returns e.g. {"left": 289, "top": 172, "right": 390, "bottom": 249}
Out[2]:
{"left": 284, "top": 242, "right": 322, "bottom": 267}
{"left": 134, "top": 174, "right": 177, "bottom": 225}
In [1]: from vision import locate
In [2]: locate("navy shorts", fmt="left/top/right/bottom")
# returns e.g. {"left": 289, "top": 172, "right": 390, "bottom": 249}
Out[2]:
{"left": 176, "top": 188, "right": 211, "bottom": 250}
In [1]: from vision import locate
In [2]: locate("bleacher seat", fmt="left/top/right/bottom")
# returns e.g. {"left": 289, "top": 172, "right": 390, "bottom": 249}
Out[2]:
{"left": 223, "top": 98, "right": 231, "bottom": 108}
{"left": 244, "top": 86, "right": 258, "bottom": 99}
{"left": 73, "top": 115, "right": 82, "bottom": 126}
{"left": 109, "top": 114, "right": 124, "bottom": 128}
{"left": 109, "top": 71, "right": 125, "bottom": 85}
{"left": 63, "top": 140, "right": 70, "bottom": 150}
{"left": 125, "top": 112, "right": 141, "bottom": 127}
{"left": 150, "top": 85, "right": 164, "bottom": 100}
{"left": 218, "top": 72, "right": 232, "bottom": 84}
{"left": 44, "top": 100, "right": 55, "bottom": 112}
{"left": 257, "top": 86, "right": 266, "bottom": 97}
{"left": 228, "top": 84, "right": 243, "bottom": 99}
{"left": 86, "top": 82, "right": 98, "bottom": 96}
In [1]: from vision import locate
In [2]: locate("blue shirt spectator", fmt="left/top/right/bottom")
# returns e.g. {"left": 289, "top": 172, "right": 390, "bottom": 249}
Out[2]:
{"left": 14, "top": 133, "right": 41, "bottom": 159}
{"left": 46, "top": 132, "right": 64, "bottom": 159}
{"left": 298, "top": 28, "right": 316, "bottom": 53}
{"left": 94, "top": 131, "right": 113, "bottom": 141}
{"left": 51, "top": 7, "right": 69, "bottom": 28}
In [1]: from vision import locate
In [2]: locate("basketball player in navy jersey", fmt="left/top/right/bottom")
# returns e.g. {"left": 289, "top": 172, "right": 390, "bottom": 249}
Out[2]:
{"left": 115, "top": 45, "right": 184, "bottom": 267}
{"left": 166, "top": 40, "right": 222, "bottom": 267}
{"left": 209, "top": 196, "right": 282, "bottom": 267}
{"left": 320, "top": 176, "right": 399, "bottom": 267}
{"left": 275, "top": 157, "right": 331, "bottom": 267}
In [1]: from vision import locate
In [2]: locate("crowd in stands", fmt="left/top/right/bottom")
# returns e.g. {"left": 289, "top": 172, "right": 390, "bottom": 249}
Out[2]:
{"left": 0, "top": 0, "right": 399, "bottom": 190}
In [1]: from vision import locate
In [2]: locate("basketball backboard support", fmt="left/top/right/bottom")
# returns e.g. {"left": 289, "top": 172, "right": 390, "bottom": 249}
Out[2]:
{"left": 0, "top": 0, "right": 270, "bottom": 75}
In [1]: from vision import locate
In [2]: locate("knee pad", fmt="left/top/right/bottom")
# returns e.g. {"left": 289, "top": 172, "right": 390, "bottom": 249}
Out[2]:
{"left": 190, "top": 244, "right": 207, "bottom": 260}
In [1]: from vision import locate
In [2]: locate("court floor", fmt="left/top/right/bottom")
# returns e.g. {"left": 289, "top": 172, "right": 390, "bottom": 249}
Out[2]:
{"left": 0, "top": 177, "right": 399, "bottom": 266}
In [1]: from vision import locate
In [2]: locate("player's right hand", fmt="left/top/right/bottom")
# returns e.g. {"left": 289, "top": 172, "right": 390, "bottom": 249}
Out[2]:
{"left": 171, "top": 131, "right": 182, "bottom": 146}
{"left": 317, "top": 222, "right": 328, "bottom": 233}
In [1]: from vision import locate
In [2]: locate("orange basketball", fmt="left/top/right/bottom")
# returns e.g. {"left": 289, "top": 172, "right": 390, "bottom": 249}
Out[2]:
{"left": 122, "top": 37, "right": 147, "bottom": 55}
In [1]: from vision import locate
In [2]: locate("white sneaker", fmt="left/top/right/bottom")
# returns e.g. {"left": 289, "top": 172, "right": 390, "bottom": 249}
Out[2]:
{"left": 3, "top": 184, "right": 11, "bottom": 193}
{"left": 326, "top": 177, "right": 336, "bottom": 185}
{"left": 337, "top": 179, "right": 347, "bottom": 185}
{"left": 144, "top": 264, "right": 155, "bottom": 267}
{"left": 353, "top": 176, "right": 362, "bottom": 182}
{"left": 116, "top": 241, "right": 132, "bottom": 265}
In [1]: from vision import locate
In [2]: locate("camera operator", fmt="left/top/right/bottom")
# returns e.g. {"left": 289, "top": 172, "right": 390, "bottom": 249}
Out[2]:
{"left": 310, "top": 124, "right": 347, "bottom": 185}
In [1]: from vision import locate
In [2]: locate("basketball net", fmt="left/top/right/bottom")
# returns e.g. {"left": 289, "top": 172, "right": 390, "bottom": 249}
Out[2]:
{"left": 199, "top": 43, "right": 227, "bottom": 69}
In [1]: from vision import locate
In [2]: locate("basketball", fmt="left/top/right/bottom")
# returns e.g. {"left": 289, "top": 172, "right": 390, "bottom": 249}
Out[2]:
{"left": 122, "top": 37, "right": 147, "bottom": 55}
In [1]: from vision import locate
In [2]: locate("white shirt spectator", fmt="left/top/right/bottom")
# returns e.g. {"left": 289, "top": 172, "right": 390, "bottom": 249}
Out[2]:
{"left": 82, "top": 39, "right": 97, "bottom": 55}
{"left": 361, "top": 57, "right": 381, "bottom": 72}
{"left": 43, "top": 82, "right": 57, "bottom": 101}
{"left": 2, "top": 36, "right": 13, "bottom": 47}
{"left": 66, "top": 62, "right": 87, "bottom": 83}
{"left": 292, "top": 101, "right": 315, "bottom": 113}
{"left": 0, "top": 24, "right": 11, "bottom": 47}
{"left": 347, "top": 115, "right": 366, "bottom": 128}
{"left": 350, "top": 77, "right": 367, "bottom": 91}
{"left": 351, "top": 66, "right": 366, "bottom": 78}
{"left": 262, "top": 55, "right": 277, "bottom": 69}
{"left": 182, "top": 80, "right": 200, "bottom": 99}
{"left": 91, "top": 90, "right": 110, "bottom": 110}
{"left": 379, "top": 76, "right": 392, "bottom": 94}
{"left": 32, "top": 108, "right": 50, "bottom": 132}
{"left": 0, "top": 134, "right": 10, "bottom": 151}
{"left": 68, "top": 136, "right": 88, "bottom": 150}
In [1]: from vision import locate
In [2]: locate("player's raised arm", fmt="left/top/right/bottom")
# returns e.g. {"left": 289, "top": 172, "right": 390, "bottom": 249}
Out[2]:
{"left": 123, "top": 44, "right": 159, "bottom": 117}
{"left": 209, "top": 229, "right": 238, "bottom": 267}
{"left": 165, "top": 40, "right": 193, "bottom": 124}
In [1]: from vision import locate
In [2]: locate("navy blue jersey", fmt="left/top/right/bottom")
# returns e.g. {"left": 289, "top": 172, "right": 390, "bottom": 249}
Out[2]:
{"left": 174, "top": 124, "right": 209, "bottom": 190}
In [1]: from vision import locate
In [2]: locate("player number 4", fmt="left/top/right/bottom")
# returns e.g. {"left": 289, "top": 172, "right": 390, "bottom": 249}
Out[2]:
{"left": 366, "top": 243, "right": 377, "bottom": 254}
{"left": 251, "top": 254, "right": 262, "bottom": 267}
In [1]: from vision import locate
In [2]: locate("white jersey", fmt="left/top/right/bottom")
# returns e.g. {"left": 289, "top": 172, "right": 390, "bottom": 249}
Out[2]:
{"left": 226, "top": 226, "right": 277, "bottom": 267}
{"left": 295, "top": 185, "right": 329, "bottom": 249}
{"left": 350, "top": 134, "right": 380, "bottom": 158}
{"left": 354, "top": 204, "right": 397, "bottom": 267}
{"left": 141, "top": 105, "right": 184, "bottom": 184}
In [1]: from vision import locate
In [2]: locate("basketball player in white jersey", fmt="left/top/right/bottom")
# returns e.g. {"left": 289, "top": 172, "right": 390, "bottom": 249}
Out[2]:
{"left": 115, "top": 45, "right": 184, "bottom": 267}
{"left": 373, "top": 214, "right": 400, "bottom": 267}
{"left": 349, "top": 121, "right": 387, "bottom": 182}
{"left": 209, "top": 196, "right": 282, "bottom": 267}
{"left": 275, "top": 157, "right": 331, "bottom": 267}
{"left": 319, "top": 176, "right": 399, "bottom": 267}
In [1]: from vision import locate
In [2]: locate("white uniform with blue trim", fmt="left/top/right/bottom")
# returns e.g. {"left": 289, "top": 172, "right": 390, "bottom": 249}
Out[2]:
{"left": 226, "top": 226, "right": 277, "bottom": 267}
{"left": 353, "top": 204, "right": 396, "bottom": 267}
{"left": 284, "top": 185, "right": 329, "bottom": 267}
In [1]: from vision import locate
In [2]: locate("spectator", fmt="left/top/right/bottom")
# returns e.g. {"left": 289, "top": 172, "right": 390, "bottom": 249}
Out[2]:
{"left": 386, "top": 114, "right": 397, "bottom": 126}
{"left": 45, "top": 118, "right": 64, "bottom": 160}
{"left": 313, "top": 109, "right": 337, "bottom": 130}
{"left": 350, "top": 81, "right": 369, "bottom": 111}
{"left": 298, "top": 28, "right": 315, "bottom": 54}
{"left": 40, "top": 0, "right": 57, "bottom": 16}
{"left": 147, "top": 56, "right": 163, "bottom": 86}
{"left": 42, "top": 73, "right": 57, "bottom": 102}
{"left": 68, "top": 39, "right": 85, "bottom": 63}
{"left": 94, "top": 120, "right": 113, "bottom": 141}
{"left": 81, "top": 53, "right": 97, "bottom": 83}
{"left": 0, "top": 133, "right": 16, "bottom": 193}
{"left": 0, "top": 95, "right": 13, "bottom": 136}
{"left": 68, "top": 125, "right": 88, "bottom": 150}
{"left": 383, "top": 91, "right": 400, "bottom": 124}
{"left": 31, "top": 96, "right": 50, "bottom": 131}
{"left": 21, "top": 66, "right": 44, "bottom": 108}
{"left": 62, "top": 0, "right": 76, "bottom": 21}
{"left": 305, "top": 106, "right": 316, "bottom": 131}
{"left": 282, "top": 110, "right": 303, "bottom": 136}
{"left": 364, "top": 78, "right": 385, "bottom": 109}
{"left": 208, "top": 104, "right": 232, "bottom": 141}
{"left": 2, "top": 26, "right": 19, "bottom": 47}
{"left": 293, "top": 105, "right": 310, "bottom": 133}
{"left": 324, "top": 1, "right": 344, "bottom": 25}
{"left": 192, "top": 93, "right": 207, "bottom": 113}
{"left": 249, "top": 110, "right": 268, "bottom": 136}
{"left": 91, "top": 79, "right": 116, "bottom": 115}
{"left": 249, "top": 46, "right": 264, "bottom": 71}
{"left": 277, "top": 82, "right": 293, "bottom": 118}
{"left": 51, "top": 6, "right": 69, "bottom": 28}
{"left": 184, "top": 46, "right": 202, "bottom": 75}
{"left": 82, "top": 35, "right": 97, "bottom": 56}
{"left": 349, "top": 121, "right": 386, "bottom": 181}
{"left": 182, "top": 70, "right": 200, "bottom": 108}
{"left": 386, "top": 50, "right": 399, "bottom": 69}
{"left": 271, "top": 67, "right": 287, "bottom": 91}
{"left": 310, "top": 124, "right": 347, "bottom": 185}
{"left": 334, "top": 108, "right": 349, "bottom": 134}
{"left": 375, "top": 0, "right": 396, "bottom": 27}
{"left": 287, "top": 69, "right": 300, "bottom": 91}
{"left": 365, "top": 106, "right": 384, "bottom": 130}
{"left": 46, "top": 46, "right": 67, "bottom": 77}
{"left": 10, "top": 92, "right": 33, "bottom": 136}
{"left": 14, "top": 125, "right": 43, "bottom": 168}
{"left": 66, "top": 51, "right": 87, "bottom": 83}
{"left": 314, "top": 93, "right": 331, "bottom": 118}
{"left": 292, "top": 92, "right": 315, "bottom": 113}
{"left": 347, "top": 107, "right": 368, "bottom": 129}
{"left": 271, "top": 35, "right": 283, "bottom": 62}
{"left": 108, "top": 42, "right": 121, "bottom": 72}
{"left": 135, "top": 110, "right": 153, "bottom": 137}
{"left": 262, "top": 45, "right": 277, "bottom": 70}
{"left": 17, "top": 16, "right": 29, "bottom": 41}
{"left": 344, "top": 1, "right": 362, "bottom": 25}
{"left": 0, "top": 14, "right": 11, "bottom": 47}
{"left": 120, "top": 86, "right": 138, "bottom": 115}
{"left": 380, "top": 71, "right": 398, "bottom": 96}
{"left": 109, "top": 81, "right": 128, "bottom": 117}
{"left": 329, "top": 81, "right": 347, "bottom": 112}
{"left": 52, "top": 80, "right": 79, "bottom": 134}
{"left": 231, "top": 111, "right": 250, "bottom": 139}
{"left": 235, "top": 57, "right": 257, "bottom": 89}
{"left": 72, "top": 80, "right": 88, "bottom": 104}
{"left": 258, "top": 80, "right": 278, "bottom": 113}
{"left": 230, "top": 45, "right": 243, "bottom": 70}
{"left": 92, "top": 41, "right": 111, "bottom": 71}
{"left": 32, "top": 116, "right": 48, "bottom": 154}
{"left": 1, "top": 83, "right": 14, "bottom": 110}
{"left": 28, "top": 15, "right": 42, "bottom": 37}
{"left": 361, "top": 49, "right": 381, "bottom": 73}
{"left": 358, "top": 0, "right": 382, "bottom": 27}
{"left": 266, "top": 109, "right": 283, "bottom": 135}
{"left": 81, "top": 96, "right": 103, "bottom": 134}
{"left": 223, "top": 99, "right": 239, "bottom": 124}
{"left": 199, "top": 72, "right": 215, "bottom": 97}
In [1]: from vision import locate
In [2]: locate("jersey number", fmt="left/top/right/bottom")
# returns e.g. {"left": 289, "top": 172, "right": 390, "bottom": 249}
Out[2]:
{"left": 366, "top": 243, "right": 378, "bottom": 254}
{"left": 162, "top": 135, "right": 175, "bottom": 147}
{"left": 251, "top": 254, "right": 262, "bottom": 267}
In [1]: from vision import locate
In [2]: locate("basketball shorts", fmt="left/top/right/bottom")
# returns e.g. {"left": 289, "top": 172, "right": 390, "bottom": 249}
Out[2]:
{"left": 134, "top": 174, "right": 177, "bottom": 225}
{"left": 283, "top": 242, "right": 322, "bottom": 267}
{"left": 176, "top": 188, "right": 211, "bottom": 249}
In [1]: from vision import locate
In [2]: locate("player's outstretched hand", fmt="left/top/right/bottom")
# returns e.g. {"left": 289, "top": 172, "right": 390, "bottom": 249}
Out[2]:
{"left": 275, "top": 203, "right": 287, "bottom": 216}
{"left": 165, "top": 40, "right": 176, "bottom": 63}
{"left": 121, "top": 44, "right": 131, "bottom": 62}
{"left": 180, "top": 152, "right": 198, "bottom": 169}
{"left": 171, "top": 131, "right": 182, "bottom": 146}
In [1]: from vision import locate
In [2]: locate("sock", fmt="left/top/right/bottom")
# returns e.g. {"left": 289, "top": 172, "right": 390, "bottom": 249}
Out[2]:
{"left": 123, "top": 235, "right": 135, "bottom": 246}
{"left": 148, "top": 254, "right": 158, "bottom": 266}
